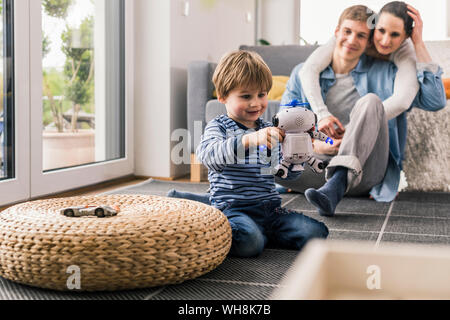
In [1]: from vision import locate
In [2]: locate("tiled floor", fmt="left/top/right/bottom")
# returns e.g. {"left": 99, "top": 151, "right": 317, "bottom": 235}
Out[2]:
{"left": 1, "top": 179, "right": 448, "bottom": 300}
{"left": 282, "top": 190, "right": 450, "bottom": 246}
{"left": 105, "top": 179, "right": 450, "bottom": 300}
{"left": 107, "top": 179, "right": 450, "bottom": 248}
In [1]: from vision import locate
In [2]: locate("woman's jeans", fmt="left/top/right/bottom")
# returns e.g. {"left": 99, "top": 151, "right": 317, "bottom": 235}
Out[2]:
{"left": 167, "top": 190, "right": 329, "bottom": 258}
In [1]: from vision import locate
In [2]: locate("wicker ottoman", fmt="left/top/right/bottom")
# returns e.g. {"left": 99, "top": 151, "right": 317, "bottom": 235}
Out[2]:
{"left": 0, "top": 194, "right": 231, "bottom": 291}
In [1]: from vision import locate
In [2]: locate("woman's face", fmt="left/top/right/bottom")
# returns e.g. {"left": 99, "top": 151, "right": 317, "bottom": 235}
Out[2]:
{"left": 373, "top": 12, "right": 408, "bottom": 55}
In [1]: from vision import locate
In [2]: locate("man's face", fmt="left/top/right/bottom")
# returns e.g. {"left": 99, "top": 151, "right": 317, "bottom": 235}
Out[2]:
{"left": 334, "top": 19, "right": 370, "bottom": 62}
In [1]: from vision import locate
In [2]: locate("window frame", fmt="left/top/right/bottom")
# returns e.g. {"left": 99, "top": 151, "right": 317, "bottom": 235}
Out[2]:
{"left": 0, "top": 0, "right": 134, "bottom": 206}
{"left": 0, "top": 0, "right": 30, "bottom": 206}
{"left": 30, "top": 0, "right": 134, "bottom": 198}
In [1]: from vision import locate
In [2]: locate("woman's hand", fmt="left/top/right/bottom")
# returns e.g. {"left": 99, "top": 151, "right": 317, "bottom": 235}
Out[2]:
{"left": 407, "top": 5, "right": 432, "bottom": 63}
{"left": 407, "top": 5, "right": 424, "bottom": 46}
{"left": 313, "top": 139, "right": 342, "bottom": 156}
{"left": 242, "top": 127, "right": 285, "bottom": 150}
{"left": 318, "top": 115, "right": 345, "bottom": 139}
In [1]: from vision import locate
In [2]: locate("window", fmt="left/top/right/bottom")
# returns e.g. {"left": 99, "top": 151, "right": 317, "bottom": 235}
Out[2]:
{"left": 0, "top": 0, "right": 29, "bottom": 205}
{"left": 300, "top": 0, "right": 450, "bottom": 45}
{"left": 0, "top": 0, "right": 133, "bottom": 206}
{"left": 30, "top": 0, "right": 132, "bottom": 197}
{"left": 41, "top": 0, "right": 125, "bottom": 171}
{"left": 0, "top": 0, "right": 14, "bottom": 181}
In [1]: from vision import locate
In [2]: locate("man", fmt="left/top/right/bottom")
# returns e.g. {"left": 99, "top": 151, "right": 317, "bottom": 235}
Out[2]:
{"left": 279, "top": 5, "right": 446, "bottom": 216}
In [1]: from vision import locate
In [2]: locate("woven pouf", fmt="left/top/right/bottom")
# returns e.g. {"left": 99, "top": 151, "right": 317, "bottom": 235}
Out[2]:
{"left": 0, "top": 194, "right": 232, "bottom": 291}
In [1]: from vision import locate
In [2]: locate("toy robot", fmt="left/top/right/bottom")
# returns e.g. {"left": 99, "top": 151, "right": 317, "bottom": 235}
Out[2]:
{"left": 272, "top": 100, "right": 334, "bottom": 179}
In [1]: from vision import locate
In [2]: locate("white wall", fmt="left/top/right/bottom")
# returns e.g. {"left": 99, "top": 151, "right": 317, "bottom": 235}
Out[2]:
{"left": 447, "top": 0, "right": 450, "bottom": 38}
{"left": 257, "top": 0, "right": 300, "bottom": 45}
{"left": 301, "top": 0, "right": 450, "bottom": 45}
{"left": 170, "top": 0, "right": 256, "bottom": 67}
{"left": 134, "top": 0, "right": 171, "bottom": 177}
{"left": 134, "top": 0, "right": 255, "bottom": 178}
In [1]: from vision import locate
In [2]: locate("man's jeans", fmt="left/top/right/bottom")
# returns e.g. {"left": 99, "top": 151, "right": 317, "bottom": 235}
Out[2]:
{"left": 220, "top": 199, "right": 328, "bottom": 258}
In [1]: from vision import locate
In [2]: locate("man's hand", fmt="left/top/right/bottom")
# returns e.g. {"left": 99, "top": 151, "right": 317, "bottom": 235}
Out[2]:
{"left": 313, "top": 139, "right": 342, "bottom": 156}
{"left": 318, "top": 116, "right": 345, "bottom": 139}
{"left": 242, "top": 127, "right": 285, "bottom": 150}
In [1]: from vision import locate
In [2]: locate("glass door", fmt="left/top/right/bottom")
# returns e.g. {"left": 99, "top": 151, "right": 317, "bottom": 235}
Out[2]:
{"left": 30, "top": 0, "right": 134, "bottom": 198}
{"left": 0, "top": 0, "right": 133, "bottom": 206}
{"left": 0, "top": 0, "right": 30, "bottom": 206}
{"left": 0, "top": 0, "right": 14, "bottom": 181}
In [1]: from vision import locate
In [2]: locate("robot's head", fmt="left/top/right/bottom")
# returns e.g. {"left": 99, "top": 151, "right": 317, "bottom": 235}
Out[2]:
{"left": 273, "top": 107, "right": 317, "bottom": 133}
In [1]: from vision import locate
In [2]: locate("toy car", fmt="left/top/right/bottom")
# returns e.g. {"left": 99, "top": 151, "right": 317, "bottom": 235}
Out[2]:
{"left": 60, "top": 205, "right": 119, "bottom": 218}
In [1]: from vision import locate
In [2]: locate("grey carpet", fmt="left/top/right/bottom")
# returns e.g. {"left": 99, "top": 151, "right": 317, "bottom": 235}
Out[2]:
{"left": 103, "top": 179, "right": 211, "bottom": 197}
{"left": 150, "top": 249, "right": 299, "bottom": 301}
{"left": 0, "top": 277, "right": 162, "bottom": 300}
{"left": 1, "top": 179, "right": 449, "bottom": 300}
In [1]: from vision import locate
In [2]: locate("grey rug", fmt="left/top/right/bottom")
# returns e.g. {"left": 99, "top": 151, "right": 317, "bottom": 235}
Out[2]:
{"left": 1, "top": 179, "right": 449, "bottom": 300}
{"left": 403, "top": 41, "right": 450, "bottom": 193}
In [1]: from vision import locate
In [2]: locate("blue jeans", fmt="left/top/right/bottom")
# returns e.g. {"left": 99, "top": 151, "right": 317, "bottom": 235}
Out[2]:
{"left": 167, "top": 190, "right": 329, "bottom": 258}
{"left": 221, "top": 199, "right": 328, "bottom": 257}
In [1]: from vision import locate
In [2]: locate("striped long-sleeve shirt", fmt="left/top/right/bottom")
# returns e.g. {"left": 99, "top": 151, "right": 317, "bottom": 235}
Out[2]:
{"left": 196, "top": 115, "right": 301, "bottom": 208}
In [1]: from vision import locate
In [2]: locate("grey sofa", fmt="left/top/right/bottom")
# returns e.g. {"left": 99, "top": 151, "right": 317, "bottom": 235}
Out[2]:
{"left": 187, "top": 44, "right": 319, "bottom": 154}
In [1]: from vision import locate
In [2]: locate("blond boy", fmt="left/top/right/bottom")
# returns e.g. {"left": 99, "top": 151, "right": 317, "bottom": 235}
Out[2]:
{"left": 188, "top": 50, "right": 328, "bottom": 257}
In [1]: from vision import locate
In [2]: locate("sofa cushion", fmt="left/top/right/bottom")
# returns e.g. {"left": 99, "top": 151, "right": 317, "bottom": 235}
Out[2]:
{"left": 269, "top": 76, "right": 290, "bottom": 101}
{"left": 443, "top": 78, "right": 450, "bottom": 99}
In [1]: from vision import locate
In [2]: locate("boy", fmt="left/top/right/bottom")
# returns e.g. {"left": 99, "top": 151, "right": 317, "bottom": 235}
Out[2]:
{"left": 194, "top": 50, "right": 328, "bottom": 258}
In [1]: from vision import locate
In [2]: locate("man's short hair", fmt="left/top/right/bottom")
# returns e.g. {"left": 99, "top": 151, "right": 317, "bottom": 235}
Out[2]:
{"left": 213, "top": 50, "right": 272, "bottom": 99}
{"left": 338, "top": 5, "right": 372, "bottom": 27}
